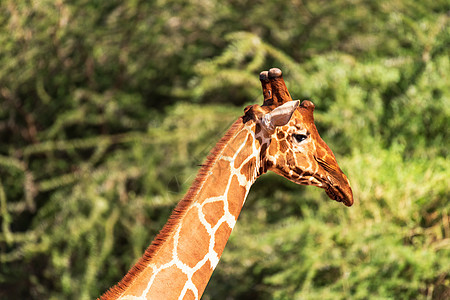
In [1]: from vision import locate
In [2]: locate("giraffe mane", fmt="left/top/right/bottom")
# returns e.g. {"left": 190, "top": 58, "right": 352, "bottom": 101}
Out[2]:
{"left": 99, "top": 117, "right": 245, "bottom": 300}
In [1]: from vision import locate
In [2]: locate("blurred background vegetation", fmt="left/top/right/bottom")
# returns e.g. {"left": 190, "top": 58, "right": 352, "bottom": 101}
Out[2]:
{"left": 0, "top": 0, "right": 449, "bottom": 299}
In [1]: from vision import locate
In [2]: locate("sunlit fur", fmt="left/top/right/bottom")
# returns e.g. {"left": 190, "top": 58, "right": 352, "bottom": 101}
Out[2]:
{"left": 99, "top": 119, "right": 244, "bottom": 300}
{"left": 99, "top": 68, "right": 353, "bottom": 299}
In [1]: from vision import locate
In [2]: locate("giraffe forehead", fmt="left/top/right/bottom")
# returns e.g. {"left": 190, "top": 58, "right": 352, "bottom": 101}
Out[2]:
{"left": 291, "top": 109, "right": 313, "bottom": 126}
{"left": 294, "top": 120, "right": 310, "bottom": 129}
{"left": 279, "top": 123, "right": 307, "bottom": 135}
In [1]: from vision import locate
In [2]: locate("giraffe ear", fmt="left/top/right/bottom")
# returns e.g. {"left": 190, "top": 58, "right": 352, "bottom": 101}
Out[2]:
{"left": 261, "top": 100, "right": 299, "bottom": 132}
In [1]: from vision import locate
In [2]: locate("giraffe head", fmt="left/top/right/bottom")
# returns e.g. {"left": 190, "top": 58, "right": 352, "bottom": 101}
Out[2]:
{"left": 244, "top": 68, "right": 353, "bottom": 206}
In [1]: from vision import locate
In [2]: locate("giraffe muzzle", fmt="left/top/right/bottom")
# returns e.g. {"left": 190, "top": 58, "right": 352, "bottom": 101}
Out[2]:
{"left": 325, "top": 183, "right": 353, "bottom": 207}
{"left": 313, "top": 156, "right": 353, "bottom": 206}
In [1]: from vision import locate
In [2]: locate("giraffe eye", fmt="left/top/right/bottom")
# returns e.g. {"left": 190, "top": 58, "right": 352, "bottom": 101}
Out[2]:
{"left": 293, "top": 134, "right": 307, "bottom": 143}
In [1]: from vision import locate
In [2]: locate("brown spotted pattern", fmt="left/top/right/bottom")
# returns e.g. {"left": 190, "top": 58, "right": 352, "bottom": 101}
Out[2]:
{"left": 265, "top": 101, "right": 353, "bottom": 206}
{"left": 111, "top": 121, "right": 265, "bottom": 300}
{"left": 100, "top": 68, "right": 353, "bottom": 300}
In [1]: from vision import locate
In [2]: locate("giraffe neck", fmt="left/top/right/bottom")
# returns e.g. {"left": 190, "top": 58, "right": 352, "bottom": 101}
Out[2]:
{"left": 102, "top": 118, "right": 265, "bottom": 300}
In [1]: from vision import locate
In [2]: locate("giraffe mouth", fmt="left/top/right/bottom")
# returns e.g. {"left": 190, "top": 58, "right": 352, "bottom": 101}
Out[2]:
{"left": 294, "top": 173, "right": 353, "bottom": 207}
{"left": 269, "top": 167, "right": 353, "bottom": 206}
{"left": 313, "top": 156, "right": 353, "bottom": 206}
{"left": 324, "top": 184, "right": 353, "bottom": 207}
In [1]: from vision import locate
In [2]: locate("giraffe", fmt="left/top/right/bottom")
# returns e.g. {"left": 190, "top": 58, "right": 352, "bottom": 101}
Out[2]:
{"left": 100, "top": 68, "right": 353, "bottom": 300}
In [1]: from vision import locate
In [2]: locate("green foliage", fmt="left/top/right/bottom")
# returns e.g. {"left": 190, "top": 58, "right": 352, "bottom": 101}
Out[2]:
{"left": 0, "top": 0, "right": 449, "bottom": 299}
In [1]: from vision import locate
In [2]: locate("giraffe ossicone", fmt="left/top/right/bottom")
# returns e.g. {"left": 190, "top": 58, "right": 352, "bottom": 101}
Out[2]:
{"left": 100, "top": 68, "right": 353, "bottom": 300}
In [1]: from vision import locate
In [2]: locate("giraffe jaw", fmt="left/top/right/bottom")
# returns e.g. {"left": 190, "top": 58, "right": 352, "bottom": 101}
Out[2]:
{"left": 294, "top": 170, "right": 354, "bottom": 207}
{"left": 270, "top": 167, "right": 353, "bottom": 207}
{"left": 306, "top": 173, "right": 354, "bottom": 207}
